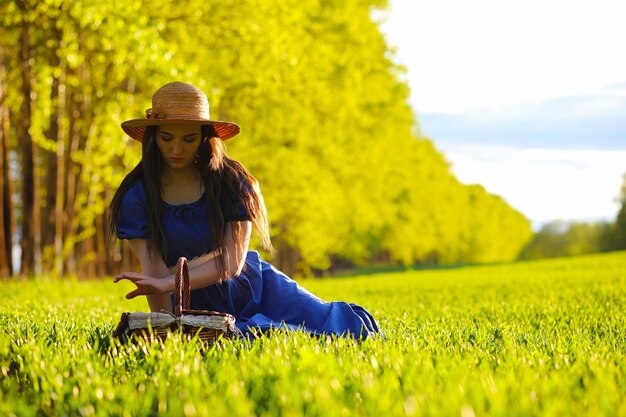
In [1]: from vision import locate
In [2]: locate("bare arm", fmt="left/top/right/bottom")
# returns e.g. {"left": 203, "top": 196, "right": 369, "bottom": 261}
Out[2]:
{"left": 125, "top": 239, "right": 173, "bottom": 312}
{"left": 183, "top": 221, "right": 252, "bottom": 288}
{"left": 114, "top": 221, "right": 252, "bottom": 300}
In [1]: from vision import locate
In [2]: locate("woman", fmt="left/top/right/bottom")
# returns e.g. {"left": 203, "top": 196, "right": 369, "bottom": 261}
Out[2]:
{"left": 110, "top": 81, "right": 379, "bottom": 339}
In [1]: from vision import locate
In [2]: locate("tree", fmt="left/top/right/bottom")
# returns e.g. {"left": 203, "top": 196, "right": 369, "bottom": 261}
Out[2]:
{"left": 0, "top": 0, "right": 534, "bottom": 278}
{"left": 520, "top": 220, "right": 615, "bottom": 260}
{"left": 0, "top": 51, "right": 14, "bottom": 277}
{"left": 613, "top": 174, "right": 626, "bottom": 249}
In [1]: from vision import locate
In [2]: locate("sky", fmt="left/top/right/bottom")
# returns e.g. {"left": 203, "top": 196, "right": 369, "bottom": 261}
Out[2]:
{"left": 379, "top": 0, "right": 626, "bottom": 228}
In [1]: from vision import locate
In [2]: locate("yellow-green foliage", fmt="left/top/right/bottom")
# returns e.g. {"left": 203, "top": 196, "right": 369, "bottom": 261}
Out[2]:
{"left": 0, "top": 0, "right": 532, "bottom": 274}
{"left": 1, "top": 251, "right": 625, "bottom": 416}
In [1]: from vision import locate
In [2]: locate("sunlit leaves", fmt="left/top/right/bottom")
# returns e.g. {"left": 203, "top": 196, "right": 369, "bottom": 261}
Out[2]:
{"left": 1, "top": 0, "right": 532, "bottom": 277}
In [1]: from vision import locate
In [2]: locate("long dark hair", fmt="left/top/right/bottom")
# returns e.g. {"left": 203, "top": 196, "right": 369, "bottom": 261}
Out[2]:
{"left": 108, "top": 125, "right": 273, "bottom": 280}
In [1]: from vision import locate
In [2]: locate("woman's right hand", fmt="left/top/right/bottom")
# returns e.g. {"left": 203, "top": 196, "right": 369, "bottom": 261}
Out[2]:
{"left": 113, "top": 272, "right": 174, "bottom": 299}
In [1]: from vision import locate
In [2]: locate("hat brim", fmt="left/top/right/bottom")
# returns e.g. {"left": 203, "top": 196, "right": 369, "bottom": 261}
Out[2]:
{"left": 121, "top": 118, "right": 240, "bottom": 142}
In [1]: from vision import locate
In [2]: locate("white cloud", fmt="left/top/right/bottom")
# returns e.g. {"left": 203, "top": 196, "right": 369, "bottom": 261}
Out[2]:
{"left": 379, "top": 0, "right": 626, "bottom": 225}
{"left": 439, "top": 145, "right": 626, "bottom": 226}
{"left": 381, "top": 0, "right": 626, "bottom": 113}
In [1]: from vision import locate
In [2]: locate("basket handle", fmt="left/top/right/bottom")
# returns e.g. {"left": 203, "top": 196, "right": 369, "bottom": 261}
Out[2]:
{"left": 174, "top": 257, "right": 190, "bottom": 317}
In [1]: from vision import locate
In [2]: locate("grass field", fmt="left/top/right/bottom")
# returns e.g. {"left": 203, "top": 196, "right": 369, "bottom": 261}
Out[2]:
{"left": 1, "top": 251, "right": 625, "bottom": 416}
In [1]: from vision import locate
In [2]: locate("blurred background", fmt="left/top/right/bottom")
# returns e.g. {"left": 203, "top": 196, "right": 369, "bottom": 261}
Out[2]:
{"left": 0, "top": 0, "right": 624, "bottom": 279}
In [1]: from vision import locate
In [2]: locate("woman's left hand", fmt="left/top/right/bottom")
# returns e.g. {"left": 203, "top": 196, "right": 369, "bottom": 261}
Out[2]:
{"left": 113, "top": 272, "right": 173, "bottom": 299}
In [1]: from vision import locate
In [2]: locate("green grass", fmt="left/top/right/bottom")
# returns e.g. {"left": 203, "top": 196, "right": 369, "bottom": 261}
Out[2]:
{"left": 1, "top": 252, "right": 626, "bottom": 416}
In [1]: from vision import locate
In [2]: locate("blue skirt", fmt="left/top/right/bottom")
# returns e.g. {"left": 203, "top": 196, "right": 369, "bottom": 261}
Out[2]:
{"left": 181, "top": 251, "right": 379, "bottom": 339}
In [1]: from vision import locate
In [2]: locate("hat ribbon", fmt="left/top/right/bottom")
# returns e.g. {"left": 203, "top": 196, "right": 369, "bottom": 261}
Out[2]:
{"left": 145, "top": 108, "right": 163, "bottom": 119}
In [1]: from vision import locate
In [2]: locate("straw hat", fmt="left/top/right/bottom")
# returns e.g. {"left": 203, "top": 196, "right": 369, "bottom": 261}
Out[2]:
{"left": 121, "top": 82, "right": 240, "bottom": 141}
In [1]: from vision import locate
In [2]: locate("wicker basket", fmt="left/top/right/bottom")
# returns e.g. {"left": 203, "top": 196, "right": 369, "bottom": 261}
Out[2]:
{"left": 113, "top": 257, "right": 240, "bottom": 345}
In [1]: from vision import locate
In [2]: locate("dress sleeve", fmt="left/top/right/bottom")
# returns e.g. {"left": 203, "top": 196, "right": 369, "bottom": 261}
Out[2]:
{"left": 221, "top": 178, "right": 253, "bottom": 222}
{"left": 116, "top": 179, "right": 149, "bottom": 240}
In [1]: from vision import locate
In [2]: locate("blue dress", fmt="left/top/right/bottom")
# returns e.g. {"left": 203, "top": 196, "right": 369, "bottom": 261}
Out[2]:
{"left": 117, "top": 178, "right": 379, "bottom": 339}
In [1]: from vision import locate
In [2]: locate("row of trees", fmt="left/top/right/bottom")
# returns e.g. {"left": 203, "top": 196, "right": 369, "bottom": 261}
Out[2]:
{"left": 521, "top": 176, "right": 626, "bottom": 259}
{"left": 0, "top": 0, "right": 532, "bottom": 278}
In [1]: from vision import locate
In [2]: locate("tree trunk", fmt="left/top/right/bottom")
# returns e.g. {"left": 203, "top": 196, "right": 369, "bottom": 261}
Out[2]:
{"left": 274, "top": 240, "right": 300, "bottom": 277}
{"left": 95, "top": 213, "right": 106, "bottom": 277}
{"left": 64, "top": 63, "right": 92, "bottom": 275}
{"left": 42, "top": 26, "right": 66, "bottom": 276}
{"left": 81, "top": 236, "right": 96, "bottom": 279}
{"left": 53, "top": 56, "right": 67, "bottom": 276}
{"left": 0, "top": 61, "right": 14, "bottom": 278}
{"left": 63, "top": 93, "right": 78, "bottom": 275}
{"left": 18, "top": 14, "right": 41, "bottom": 276}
